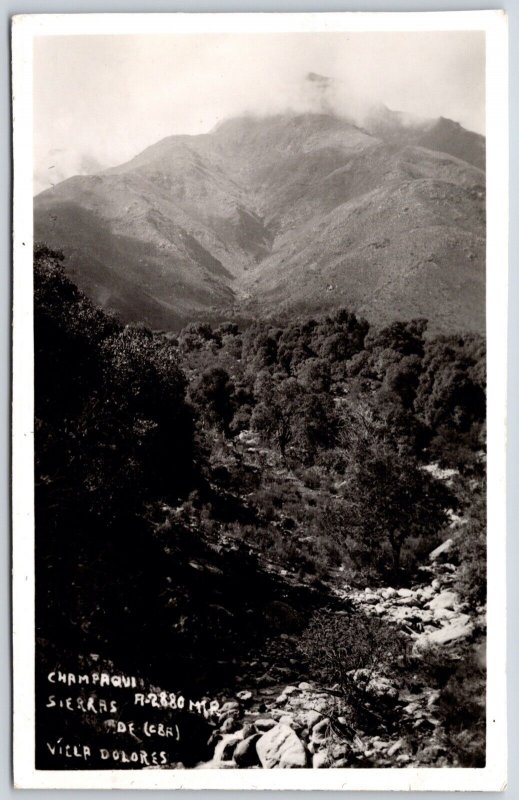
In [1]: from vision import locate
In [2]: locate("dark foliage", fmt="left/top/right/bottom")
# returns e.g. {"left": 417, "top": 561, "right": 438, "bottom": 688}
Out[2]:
{"left": 34, "top": 244, "right": 487, "bottom": 769}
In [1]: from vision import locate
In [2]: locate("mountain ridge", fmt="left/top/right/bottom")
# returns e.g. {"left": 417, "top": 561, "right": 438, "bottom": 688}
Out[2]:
{"left": 34, "top": 110, "right": 485, "bottom": 334}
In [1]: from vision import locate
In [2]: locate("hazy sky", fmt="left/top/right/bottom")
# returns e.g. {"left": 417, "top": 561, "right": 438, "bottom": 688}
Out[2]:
{"left": 33, "top": 31, "right": 485, "bottom": 193}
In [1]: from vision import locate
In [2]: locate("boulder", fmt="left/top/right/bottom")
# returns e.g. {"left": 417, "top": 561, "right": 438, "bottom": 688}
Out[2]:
{"left": 256, "top": 724, "right": 308, "bottom": 768}
{"left": 387, "top": 738, "right": 405, "bottom": 757}
{"left": 397, "top": 588, "right": 413, "bottom": 598}
{"left": 312, "top": 750, "right": 331, "bottom": 768}
{"left": 428, "top": 590, "right": 458, "bottom": 612}
{"left": 396, "top": 595, "right": 419, "bottom": 606}
{"left": 413, "top": 619, "right": 474, "bottom": 653}
{"left": 363, "top": 595, "right": 379, "bottom": 605}
{"left": 312, "top": 718, "right": 330, "bottom": 736}
{"left": 429, "top": 538, "right": 454, "bottom": 561}
{"left": 220, "top": 716, "right": 241, "bottom": 734}
{"left": 236, "top": 690, "right": 253, "bottom": 705}
{"left": 367, "top": 678, "right": 399, "bottom": 701}
{"left": 213, "top": 731, "right": 245, "bottom": 762}
{"left": 310, "top": 717, "right": 330, "bottom": 747}
{"left": 432, "top": 607, "right": 457, "bottom": 622}
{"left": 302, "top": 710, "right": 323, "bottom": 730}
{"left": 427, "top": 690, "right": 441, "bottom": 708}
{"left": 233, "top": 734, "right": 261, "bottom": 767}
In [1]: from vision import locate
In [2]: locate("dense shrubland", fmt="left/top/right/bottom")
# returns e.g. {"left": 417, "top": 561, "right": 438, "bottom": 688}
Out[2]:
{"left": 34, "top": 245, "right": 486, "bottom": 767}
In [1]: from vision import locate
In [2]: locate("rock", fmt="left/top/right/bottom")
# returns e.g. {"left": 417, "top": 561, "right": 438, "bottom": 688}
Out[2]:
{"left": 427, "top": 690, "right": 441, "bottom": 708}
{"left": 220, "top": 716, "right": 240, "bottom": 734}
{"left": 413, "top": 717, "right": 436, "bottom": 732}
{"left": 298, "top": 682, "right": 313, "bottom": 691}
{"left": 219, "top": 700, "right": 240, "bottom": 715}
{"left": 429, "top": 538, "right": 454, "bottom": 561}
{"left": 397, "top": 588, "right": 413, "bottom": 598}
{"left": 366, "top": 676, "right": 394, "bottom": 698}
{"left": 256, "top": 724, "right": 308, "bottom": 768}
{"left": 391, "top": 607, "right": 413, "bottom": 622}
{"left": 428, "top": 590, "right": 458, "bottom": 612}
{"left": 397, "top": 596, "right": 419, "bottom": 606}
{"left": 331, "top": 743, "right": 349, "bottom": 760}
{"left": 363, "top": 595, "right": 379, "bottom": 605}
{"left": 233, "top": 734, "right": 261, "bottom": 767}
{"left": 387, "top": 738, "right": 405, "bottom": 757}
{"left": 371, "top": 738, "right": 386, "bottom": 751}
{"left": 382, "top": 587, "right": 397, "bottom": 599}
{"left": 302, "top": 710, "right": 323, "bottom": 730}
{"left": 310, "top": 718, "right": 330, "bottom": 747}
{"left": 418, "top": 744, "right": 447, "bottom": 763}
{"left": 413, "top": 619, "right": 474, "bottom": 652}
{"left": 254, "top": 718, "right": 277, "bottom": 733}
{"left": 396, "top": 754, "right": 411, "bottom": 764}
{"left": 236, "top": 690, "right": 253, "bottom": 705}
{"left": 213, "top": 731, "right": 245, "bottom": 762}
{"left": 432, "top": 607, "right": 456, "bottom": 621}
{"left": 283, "top": 685, "right": 299, "bottom": 695}
{"left": 312, "top": 750, "right": 330, "bottom": 768}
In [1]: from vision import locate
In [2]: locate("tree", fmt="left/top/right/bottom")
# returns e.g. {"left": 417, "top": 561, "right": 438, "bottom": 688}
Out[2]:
{"left": 34, "top": 244, "right": 197, "bottom": 521}
{"left": 252, "top": 377, "right": 336, "bottom": 464}
{"left": 337, "top": 405, "right": 454, "bottom": 575}
{"left": 189, "top": 367, "right": 235, "bottom": 437}
{"left": 296, "top": 357, "right": 331, "bottom": 393}
{"left": 415, "top": 335, "right": 486, "bottom": 434}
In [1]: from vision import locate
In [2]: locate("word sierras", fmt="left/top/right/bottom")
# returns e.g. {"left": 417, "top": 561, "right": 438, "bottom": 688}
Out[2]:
{"left": 46, "top": 694, "right": 118, "bottom": 714}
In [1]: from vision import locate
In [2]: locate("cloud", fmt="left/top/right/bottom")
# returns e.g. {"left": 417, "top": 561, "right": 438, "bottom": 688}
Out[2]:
{"left": 33, "top": 31, "right": 485, "bottom": 193}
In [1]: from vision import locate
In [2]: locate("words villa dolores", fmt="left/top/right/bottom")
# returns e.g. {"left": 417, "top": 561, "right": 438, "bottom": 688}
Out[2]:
{"left": 43, "top": 665, "right": 220, "bottom": 767}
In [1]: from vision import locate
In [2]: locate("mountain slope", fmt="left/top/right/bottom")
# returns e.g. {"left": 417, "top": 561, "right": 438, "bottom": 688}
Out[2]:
{"left": 34, "top": 111, "right": 485, "bottom": 333}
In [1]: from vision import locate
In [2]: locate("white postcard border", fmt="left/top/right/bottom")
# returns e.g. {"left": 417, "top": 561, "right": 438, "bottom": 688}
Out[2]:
{"left": 12, "top": 9, "right": 508, "bottom": 791}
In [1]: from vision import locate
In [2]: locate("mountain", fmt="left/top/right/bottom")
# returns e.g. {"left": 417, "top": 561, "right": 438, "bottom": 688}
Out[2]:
{"left": 34, "top": 111, "right": 485, "bottom": 334}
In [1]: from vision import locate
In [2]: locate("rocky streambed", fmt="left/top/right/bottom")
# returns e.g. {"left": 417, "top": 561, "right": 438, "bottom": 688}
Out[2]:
{"left": 192, "top": 544, "right": 485, "bottom": 770}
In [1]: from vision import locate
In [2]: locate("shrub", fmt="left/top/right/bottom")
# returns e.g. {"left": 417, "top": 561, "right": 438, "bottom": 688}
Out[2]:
{"left": 299, "top": 610, "right": 407, "bottom": 731}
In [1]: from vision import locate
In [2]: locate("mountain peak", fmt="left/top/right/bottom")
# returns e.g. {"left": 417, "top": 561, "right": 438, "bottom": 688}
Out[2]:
{"left": 34, "top": 108, "right": 485, "bottom": 335}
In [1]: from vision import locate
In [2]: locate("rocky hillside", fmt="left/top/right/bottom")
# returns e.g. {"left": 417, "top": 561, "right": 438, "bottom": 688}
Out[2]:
{"left": 34, "top": 111, "right": 485, "bottom": 334}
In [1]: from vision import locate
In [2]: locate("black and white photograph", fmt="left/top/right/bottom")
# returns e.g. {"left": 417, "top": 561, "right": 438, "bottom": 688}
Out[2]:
{"left": 11, "top": 11, "right": 508, "bottom": 791}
